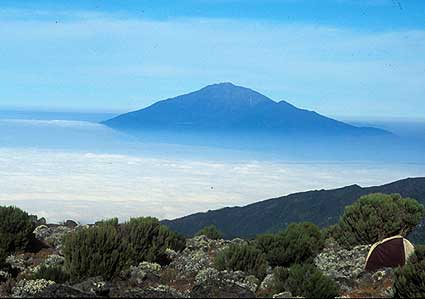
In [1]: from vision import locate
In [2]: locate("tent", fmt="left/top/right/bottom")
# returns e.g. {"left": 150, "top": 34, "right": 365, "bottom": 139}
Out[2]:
{"left": 365, "top": 235, "right": 415, "bottom": 272}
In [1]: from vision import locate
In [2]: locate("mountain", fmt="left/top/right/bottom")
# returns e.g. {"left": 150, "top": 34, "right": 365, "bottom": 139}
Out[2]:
{"left": 103, "top": 83, "right": 389, "bottom": 136}
{"left": 162, "top": 177, "right": 425, "bottom": 240}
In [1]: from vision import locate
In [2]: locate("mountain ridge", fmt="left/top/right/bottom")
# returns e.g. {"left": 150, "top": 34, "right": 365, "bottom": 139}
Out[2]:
{"left": 162, "top": 177, "right": 425, "bottom": 240}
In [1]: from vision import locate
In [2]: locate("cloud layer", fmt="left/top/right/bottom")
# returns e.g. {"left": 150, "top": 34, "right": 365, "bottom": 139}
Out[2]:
{"left": 0, "top": 147, "right": 423, "bottom": 223}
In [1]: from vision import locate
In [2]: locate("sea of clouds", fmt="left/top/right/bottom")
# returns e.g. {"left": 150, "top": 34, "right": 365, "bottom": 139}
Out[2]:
{"left": 1, "top": 146, "right": 424, "bottom": 223}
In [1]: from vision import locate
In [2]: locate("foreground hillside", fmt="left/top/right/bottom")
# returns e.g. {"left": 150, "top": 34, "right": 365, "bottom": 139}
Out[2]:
{"left": 163, "top": 177, "right": 425, "bottom": 240}
{"left": 1, "top": 192, "right": 425, "bottom": 298}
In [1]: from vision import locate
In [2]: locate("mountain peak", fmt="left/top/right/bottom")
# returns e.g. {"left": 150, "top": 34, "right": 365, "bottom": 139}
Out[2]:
{"left": 103, "top": 83, "right": 390, "bottom": 136}
{"left": 190, "top": 82, "right": 274, "bottom": 108}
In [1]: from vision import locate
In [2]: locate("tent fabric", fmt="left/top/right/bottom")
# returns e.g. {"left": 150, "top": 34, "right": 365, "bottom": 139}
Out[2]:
{"left": 365, "top": 235, "right": 414, "bottom": 272}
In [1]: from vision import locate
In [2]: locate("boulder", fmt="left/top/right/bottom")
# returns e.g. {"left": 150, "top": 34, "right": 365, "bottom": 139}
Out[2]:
{"left": 72, "top": 276, "right": 112, "bottom": 297}
{"left": 120, "top": 262, "right": 162, "bottom": 285}
{"left": 314, "top": 240, "right": 371, "bottom": 292}
{"left": 190, "top": 268, "right": 256, "bottom": 298}
{"left": 35, "top": 284, "right": 96, "bottom": 298}
{"left": 169, "top": 235, "right": 240, "bottom": 279}
{"left": 64, "top": 220, "right": 78, "bottom": 228}
{"left": 272, "top": 291, "right": 293, "bottom": 298}
{"left": 112, "top": 285, "right": 186, "bottom": 298}
{"left": 33, "top": 225, "right": 74, "bottom": 250}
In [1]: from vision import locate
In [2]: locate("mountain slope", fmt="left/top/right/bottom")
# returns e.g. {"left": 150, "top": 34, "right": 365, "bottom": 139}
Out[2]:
{"left": 162, "top": 177, "right": 425, "bottom": 240}
{"left": 103, "top": 83, "right": 389, "bottom": 136}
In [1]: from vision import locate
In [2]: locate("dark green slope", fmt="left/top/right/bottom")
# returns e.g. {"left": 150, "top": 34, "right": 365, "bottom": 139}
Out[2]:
{"left": 162, "top": 177, "right": 425, "bottom": 240}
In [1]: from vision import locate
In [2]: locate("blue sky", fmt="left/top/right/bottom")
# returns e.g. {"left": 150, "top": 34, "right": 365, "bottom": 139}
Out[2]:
{"left": 0, "top": 0, "right": 424, "bottom": 118}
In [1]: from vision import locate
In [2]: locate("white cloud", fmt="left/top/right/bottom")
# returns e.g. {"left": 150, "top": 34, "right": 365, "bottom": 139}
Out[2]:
{"left": 0, "top": 147, "right": 423, "bottom": 223}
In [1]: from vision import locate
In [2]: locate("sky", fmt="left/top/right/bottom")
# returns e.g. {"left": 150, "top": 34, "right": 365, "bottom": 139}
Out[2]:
{"left": 0, "top": 0, "right": 424, "bottom": 118}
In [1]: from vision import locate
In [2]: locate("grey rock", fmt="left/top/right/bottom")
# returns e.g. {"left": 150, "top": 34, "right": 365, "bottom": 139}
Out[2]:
{"left": 191, "top": 268, "right": 256, "bottom": 298}
{"left": 73, "top": 276, "right": 111, "bottom": 297}
{"left": 314, "top": 240, "right": 371, "bottom": 292}
{"left": 64, "top": 220, "right": 78, "bottom": 228}
{"left": 259, "top": 273, "right": 275, "bottom": 292}
{"left": 33, "top": 225, "right": 74, "bottom": 250}
{"left": 34, "top": 284, "right": 96, "bottom": 298}
{"left": 273, "top": 291, "right": 293, "bottom": 298}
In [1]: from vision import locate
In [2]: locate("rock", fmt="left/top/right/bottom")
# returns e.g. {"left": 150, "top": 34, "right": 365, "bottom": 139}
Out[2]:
{"left": 114, "top": 285, "right": 186, "bottom": 298}
{"left": 36, "top": 218, "right": 47, "bottom": 226}
{"left": 12, "top": 279, "right": 55, "bottom": 297}
{"left": 191, "top": 268, "right": 256, "bottom": 298}
{"left": 273, "top": 291, "right": 293, "bottom": 298}
{"left": 165, "top": 248, "right": 178, "bottom": 262}
{"left": 169, "top": 235, "right": 232, "bottom": 279}
{"left": 73, "top": 276, "right": 111, "bottom": 297}
{"left": 6, "top": 255, "right": 29, "bottom": 272}
{"left": 64, "top": 220, "right": 78, "bottom": 228}
{"left": 35, "top": 284, "right": 96, "bottom": 298}
{"left": 244, "top": 275, "right": 260, "bottom": 293}
{"left": 259, "top": 273, "right": 275, "bottom": 292}
{"left": 33, "top": 225, "right": 74, "bottom": 251}
{"left": 122, "top": 262, "right": 162, "bottom": 285}
{"left": 314, "top": 241, "right": 371, "bottom": 292}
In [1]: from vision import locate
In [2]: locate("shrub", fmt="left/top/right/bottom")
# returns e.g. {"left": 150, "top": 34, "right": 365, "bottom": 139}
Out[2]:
{"left": 255, "top": 222, "right": 324, "bottom": 267}
{"left": 33, "top": 265, "right": 70, "bottom": 284}
{"left": 394, "top": 245, "right": 425, "bottom": 298}
{"left": 0, "top": 206, "right": 35, "bottom": 267}
{"left": 214, "top": 243, "right": 268, "bottom": 279}
{"left": 331, "top": 193, "right": 424, "bottom": 247}
{"left": 272, "top": 264, "right": 339, "bottom": 298}
{"left": 63, "top": 218, "right": 125, "bottom": 280}
{"left": 122, "top": 217, "right": 186, "bottom": 266}
{"left": 196, "top": 225, "right": 223, "bottom": 240}
{"left": 63, "top": 217, "right": 186, "bottom": 280}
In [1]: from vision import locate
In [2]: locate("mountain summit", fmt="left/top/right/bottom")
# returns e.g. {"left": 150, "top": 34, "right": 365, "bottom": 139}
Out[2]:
{"left": 103, "top": 83, "right": 389, "bottom": 136}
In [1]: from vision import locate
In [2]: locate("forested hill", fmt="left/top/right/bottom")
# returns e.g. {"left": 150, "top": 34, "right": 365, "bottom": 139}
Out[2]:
{"left": 163, "top": 177, "right": 425, "bottom": 239}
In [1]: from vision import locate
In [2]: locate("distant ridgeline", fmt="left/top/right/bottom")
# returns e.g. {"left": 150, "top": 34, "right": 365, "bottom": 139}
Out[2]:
{"left": 162, "top": 177, "right": 425, "bottom": 242}
{"left": 103, "top": 83, "right": 390, "bottom": 137}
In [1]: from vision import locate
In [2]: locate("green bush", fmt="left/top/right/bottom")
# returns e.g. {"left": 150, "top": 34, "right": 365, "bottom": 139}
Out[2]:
{"left": 331, "top": 193, "right": 424, "bottom": 247}
{"left": 394, "top": 245, "right": 425, "bottom": 298}
{"left": 214, "top": 243, "right": 268, "bottom": 279}
{"left": 33, "top": 265, "right": 70, "bottom": 283}
{"left": 122, "top": 217, "right": 186, "bottom": 265}
{"left": 272, "top": 264, "right": 339, "bottom": 298}
{"left": 63, "top": 218, "right": 125, "bottom": 280}
{"left": 255, "top": 222, "right": 324, "bottom": 267}
{"left": 0, "top": 206, "right": 35, "bottom": 267}
{"left": 63, "top": 217, "right": 186, "bottom": 280}
{"left": 196, "top": 225, "right": 223, "bottom": 240}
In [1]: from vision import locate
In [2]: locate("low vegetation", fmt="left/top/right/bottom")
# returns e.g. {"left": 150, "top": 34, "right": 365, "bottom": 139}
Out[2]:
{"left": 196, "top": 225, "right": 223, "bottom": 240}
{"left": 328, "top": 193, "right": 424, "bottom": 247}
{"left": 214, "top": 243, "right": 268, "bottom": 280}
{"left": 1, "top": 191, "right": 424, "bottom": 298}
{"left": 63, "top": 217, "right": 185, "bottom": 280}
{"left": 32, "top": 265, "right": 70, "bottom": 284}
{"left": 0, "top": 206, "right": 35, "bottom": 267}
{"left": 272, "top": 264, "right": 339, "bottom": 298}
{"left": 255, "top": 222, "right": 324, "bottom": 267}
{"left": 394, "top": 245, "right": 425, "bottom": 297}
